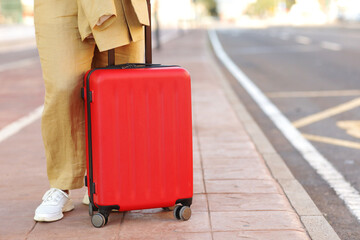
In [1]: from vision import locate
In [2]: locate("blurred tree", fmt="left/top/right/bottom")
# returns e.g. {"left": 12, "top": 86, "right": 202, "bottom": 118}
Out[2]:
{"left": 0, "top": 0, "right": 23, "bottom": 23}
{"left": 286, "top": 0, "right": 296, "bottom": 10}
{"left": 246, "top": 0, "right": 277, "bottom": 17}
{"left": 196, "top": 0, "right": 218, "bottom": 17}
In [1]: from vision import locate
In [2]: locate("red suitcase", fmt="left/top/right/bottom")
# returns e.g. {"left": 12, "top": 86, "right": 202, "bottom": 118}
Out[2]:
{"left": 83, "top": 1, "right": 193, "bottom": 228}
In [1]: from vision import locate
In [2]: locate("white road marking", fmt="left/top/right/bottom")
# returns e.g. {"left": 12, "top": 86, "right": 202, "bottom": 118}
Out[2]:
{"left": 0, "top": 57, "right": 39, "bottom": 73}
{"left": 209, "top": 29, "right": 360, "bottom": 222}
{"left": 296, "top": 36, "right": 311, "bottom": 45}
{"left": 321, "top": 41, "right": 342, "bottom": 51}
{"left": 0, "top": 105, "right": 44, "bottom": 143}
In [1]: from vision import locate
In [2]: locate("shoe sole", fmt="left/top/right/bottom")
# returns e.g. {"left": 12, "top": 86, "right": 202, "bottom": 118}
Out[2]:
{"left": 63, "top": 199, "right": 75, "bottom": 212}
{"left": 34, "top": 199, "right": 74, "bottom": 222}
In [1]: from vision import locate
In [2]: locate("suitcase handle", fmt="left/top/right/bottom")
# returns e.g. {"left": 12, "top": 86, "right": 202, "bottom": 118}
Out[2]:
{"left": 108, "top": 0, "right": 152, "bottom": 66}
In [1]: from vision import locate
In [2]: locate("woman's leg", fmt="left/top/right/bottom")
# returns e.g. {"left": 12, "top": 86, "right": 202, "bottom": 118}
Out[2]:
{"left": 34, "top": 0, "right": 95, "bottom": 222}
{"left": 35, "top": 0, "right": 95, "bottom": 191}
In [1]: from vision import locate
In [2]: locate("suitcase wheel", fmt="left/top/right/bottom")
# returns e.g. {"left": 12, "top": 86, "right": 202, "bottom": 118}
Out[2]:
{"left": 173, "top": 205, "right": 191, "bottom": 221}
{"left": 91, "top": 213, "right": 107, "bottom": 228}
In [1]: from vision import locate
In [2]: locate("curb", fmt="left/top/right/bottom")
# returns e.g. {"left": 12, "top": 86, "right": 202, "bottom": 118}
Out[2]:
{"left": 207, "top": 32, "right": 341, "bottom": 240}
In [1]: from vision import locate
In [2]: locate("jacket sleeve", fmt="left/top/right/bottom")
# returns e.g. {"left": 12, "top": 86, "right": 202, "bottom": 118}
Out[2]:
{"left": 130, "top": 0, "right": 150, "bottom": 26}
{"left": 79, "top": 0, "right": 117, "bottom": 30}
{"left": 77, "top": 0, "right": 149, "bottom": 51}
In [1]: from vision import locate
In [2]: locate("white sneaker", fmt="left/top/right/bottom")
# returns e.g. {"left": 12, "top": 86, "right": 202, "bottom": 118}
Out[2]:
{"left": 34, "top": 188, "right": 74, "bottom": 222}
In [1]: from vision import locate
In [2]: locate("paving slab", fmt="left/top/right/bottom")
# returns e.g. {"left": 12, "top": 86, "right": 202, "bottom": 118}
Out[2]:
{"left": 207, "top": 193, "right": 292, "bottom": 211}
{"left": 212, "top": 231, "right": 309, "bottom": 240}
{"left": 210, "top": 211, "right": 305, "bottom": 231}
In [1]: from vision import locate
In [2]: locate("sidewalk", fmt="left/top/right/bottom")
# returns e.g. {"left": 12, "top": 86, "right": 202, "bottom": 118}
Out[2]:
{"left": 0, "top": 29, "right": 335, "bottom": 239}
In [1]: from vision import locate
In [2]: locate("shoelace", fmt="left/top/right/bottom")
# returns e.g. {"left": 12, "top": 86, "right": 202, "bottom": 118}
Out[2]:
{"left": 42, "top": 188, "right": 66, "bottom": 202}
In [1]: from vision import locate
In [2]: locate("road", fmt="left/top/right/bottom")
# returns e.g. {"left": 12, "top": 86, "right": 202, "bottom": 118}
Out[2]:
{"left": 215, "top": 25, "right": 360, "bottom": 240}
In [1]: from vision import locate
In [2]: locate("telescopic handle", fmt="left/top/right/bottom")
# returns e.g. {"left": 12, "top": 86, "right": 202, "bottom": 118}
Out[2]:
{"left": 108, "top": 0, "right": 152, "bottom": 66}
{"left": 145, "top": 0, "right": 152, "bottom": 64}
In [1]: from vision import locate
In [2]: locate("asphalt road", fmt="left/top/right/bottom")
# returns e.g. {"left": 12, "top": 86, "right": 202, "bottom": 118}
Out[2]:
{"left": 216, "top": 25, "right": 360, "bottom": 240}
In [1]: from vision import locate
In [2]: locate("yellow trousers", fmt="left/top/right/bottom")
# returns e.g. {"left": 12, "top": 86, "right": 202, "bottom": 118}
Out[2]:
{"left": 34, "top": 0, "right": 145, "bottom": 190}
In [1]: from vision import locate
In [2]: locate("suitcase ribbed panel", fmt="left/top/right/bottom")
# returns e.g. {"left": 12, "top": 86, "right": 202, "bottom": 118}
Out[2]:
{"left": 87, "top": 67, "right": 193, "bottom": 211}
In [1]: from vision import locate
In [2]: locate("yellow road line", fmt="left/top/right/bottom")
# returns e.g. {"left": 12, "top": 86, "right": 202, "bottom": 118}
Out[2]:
{"left": 267, "top": 90, "right": 360, "bottom": 98}
{"left": 293, "top": 97, "right": 360, "bottom": 128}
{"left": 303, "top": 133, "right": 360, "bottom": 150}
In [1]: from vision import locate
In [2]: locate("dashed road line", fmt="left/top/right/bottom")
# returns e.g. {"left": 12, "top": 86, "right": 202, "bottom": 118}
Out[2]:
{"left": 292, "top": 97, "right": 360, "bottom": 128}
{"left": 321, "top": 41, "right": 342, "bottom": 51}
{"left": 303, "top": 133, "right": 360, "bottom": 150}
{"left": 267, "top": 90, "right": 360, "bottom": 98}
{"left": 209, "top": 29, "right": 360, "bottom": 222}
{"left": 295, "top": 36, "right": 311, "bottom": 45}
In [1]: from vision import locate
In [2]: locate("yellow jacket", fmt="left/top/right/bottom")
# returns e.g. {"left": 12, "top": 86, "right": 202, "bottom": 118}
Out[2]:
{"left": 78, "top": 0, "right": 149, "bottom": 52}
